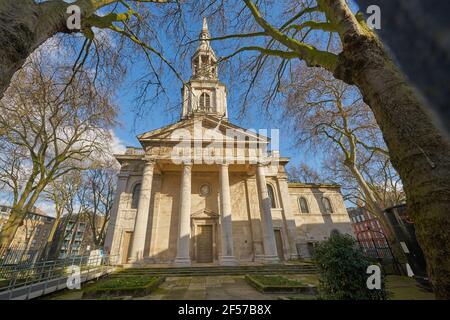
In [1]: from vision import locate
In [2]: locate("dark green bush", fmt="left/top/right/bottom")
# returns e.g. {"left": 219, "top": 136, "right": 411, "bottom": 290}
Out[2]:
{"left": 313, "top": 232, "right": 389, "bottom": 300}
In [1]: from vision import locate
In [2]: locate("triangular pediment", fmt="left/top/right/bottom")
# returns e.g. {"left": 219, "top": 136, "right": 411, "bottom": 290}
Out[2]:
{"left": 191, "top": 208, "right": 219, "bottom": 219}
{"left": 137, "top": 115, "right": 269, "bottom": 145}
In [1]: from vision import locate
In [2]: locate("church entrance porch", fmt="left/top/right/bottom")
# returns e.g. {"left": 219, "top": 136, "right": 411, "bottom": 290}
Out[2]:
{"left": 191, "top": 210, "right": 219, "bottom": 264}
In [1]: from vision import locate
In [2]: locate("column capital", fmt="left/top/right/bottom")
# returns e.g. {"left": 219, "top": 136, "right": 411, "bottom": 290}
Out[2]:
{"left": 117, "top": 171, "right": 130, "bottom": 179}
{"left": 256, "top": 162, "right": 268, "bottom": 168}
{"left": 143, "top": 156, "right": 156, "bottom": 165}
{"left": 182, "top": 163, "right": 193, "bottom": 171}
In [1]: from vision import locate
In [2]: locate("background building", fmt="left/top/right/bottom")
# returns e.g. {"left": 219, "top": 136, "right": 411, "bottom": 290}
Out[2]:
{"left": 348, "top": 206, "right": 389, "bottom": 253}
{"left": 0, "top": 205, "right": 54, "bottom": 263}
{"left": 55, "top": 213, "right": 106, "bottom": 258}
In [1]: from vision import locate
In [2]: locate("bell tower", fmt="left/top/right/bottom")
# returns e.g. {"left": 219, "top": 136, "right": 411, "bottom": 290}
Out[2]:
{"left": 181, "top": 18, "right": 228, "bottom": 119}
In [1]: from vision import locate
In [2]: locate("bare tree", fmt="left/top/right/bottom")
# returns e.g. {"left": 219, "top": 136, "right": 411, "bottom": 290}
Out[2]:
{"left": 0, "top": 0, "right": 184, "bottom": 100}
{"left": 283, "top": 66, "right": 401, "bottom": 235}
{"left": 0, "top": 57, "right": 116, "bottom": 249}
{"left": 41, "top": 170, "right": 83, "bottom": 260}
{"left": 287, "top": 163, "right": 322, "bottom": 184}
{"left": 82, "top": 163, "right": 117, "bottom": 248}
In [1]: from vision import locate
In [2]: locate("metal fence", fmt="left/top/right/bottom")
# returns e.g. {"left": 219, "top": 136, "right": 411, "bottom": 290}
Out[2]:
{"left": 0, "top": 244, "right": 46, "bottom": 267}
{"left": 0, "top": 250, "right": 118, "bottom": 300}
{"left": 356, "top": 230, "right": 405, "bottom": 275}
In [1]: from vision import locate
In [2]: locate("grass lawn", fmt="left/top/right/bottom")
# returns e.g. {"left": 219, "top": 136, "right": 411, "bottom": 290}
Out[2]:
{"left": 82, "top": 275, "right": 165, "bottom": 299}
{"left": 386, "top": 275, "right": 434, "bottom": 300}
{"left": 94, "top": 275, "right": 158, "bottom": 289}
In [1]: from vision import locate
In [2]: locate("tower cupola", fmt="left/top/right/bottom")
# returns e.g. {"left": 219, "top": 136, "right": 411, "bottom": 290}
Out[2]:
{"left": 181, "top": 18, "right": 228, "bottom": 119}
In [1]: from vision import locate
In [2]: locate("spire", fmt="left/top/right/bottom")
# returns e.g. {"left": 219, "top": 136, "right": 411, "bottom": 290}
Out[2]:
{"left": 198, "top": 17, "right": 212, "bottom": 50}
{"left": 191, "top": 17, "right": 217, "bottom": 80}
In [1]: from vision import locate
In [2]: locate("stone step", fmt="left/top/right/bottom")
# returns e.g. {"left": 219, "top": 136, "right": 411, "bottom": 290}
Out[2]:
{"left": 122, "top": 267, "right": 316, "bottom": 274}
{"left": 120, "top": 264, "right": 315, "bottom": 271}
{"left": 118, "top": 267, "right": 317, "bottom": 272}
{"left": 113, "top": 265, "right": 317, "bottom": 277}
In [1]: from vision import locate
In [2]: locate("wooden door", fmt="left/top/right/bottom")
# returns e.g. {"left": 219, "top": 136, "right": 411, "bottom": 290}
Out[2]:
{"left": 196, "top": 225, "right": 213, "bottom": 263}
{"left": 274, "top": 229, "right": 285, "bottom": 261}
{"left": 121, "top": 231, "right": 132, "bottom": 264}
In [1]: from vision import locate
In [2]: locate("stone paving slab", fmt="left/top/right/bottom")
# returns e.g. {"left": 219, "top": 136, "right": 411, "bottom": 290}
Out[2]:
{"left": 138, "top": 275, "right": 313, "bottom": 300}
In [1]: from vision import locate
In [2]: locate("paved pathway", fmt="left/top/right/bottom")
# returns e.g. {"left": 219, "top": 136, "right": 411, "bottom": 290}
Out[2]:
{"left": 136, "top": 276, "right": 300, "bottom": 300}
{"left": 43, "top": 275, "right": 318, "bottom": 300}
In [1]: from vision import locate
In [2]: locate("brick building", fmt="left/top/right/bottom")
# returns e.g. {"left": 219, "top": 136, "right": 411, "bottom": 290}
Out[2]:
{"left": 347, "top": 206, "right": 389, "bottom": 252}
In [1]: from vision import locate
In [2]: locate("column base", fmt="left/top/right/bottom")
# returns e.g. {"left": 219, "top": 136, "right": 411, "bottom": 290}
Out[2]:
{"left": 289, "top": 253, "right": 300, "bottom": 260}
{"left": 219, "top": 256, "right": 238, "bottom": 266}
{"left": 127, "top": 255, "right": 144, "bottom": 264}
{"left": 263, "top": 255, "right": 280, "bottom": 264}
{"left": 173, "top": 257, "right": 191, "bottom": 267}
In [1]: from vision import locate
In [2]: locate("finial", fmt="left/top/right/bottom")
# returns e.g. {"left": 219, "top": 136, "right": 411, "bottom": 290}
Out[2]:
{"left": 202, "top": 17, "right": 209, "bottom": 33}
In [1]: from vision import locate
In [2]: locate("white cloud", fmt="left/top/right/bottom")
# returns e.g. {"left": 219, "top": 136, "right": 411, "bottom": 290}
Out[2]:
{"left": 109, "top": 130, "right": 127, "bottom": 154}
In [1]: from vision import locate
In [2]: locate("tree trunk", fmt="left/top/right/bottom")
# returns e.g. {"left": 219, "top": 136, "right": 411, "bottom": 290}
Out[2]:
{"left": 347, "top": 164, "right": 392, "bottom": 233}
{"left": 332, "top": 13, "right": 450, "bottom": 299}
{"left": 0, "top": 0, "right": 68, "bottom": 98}
{"left": 346, "top": 163, "right": 407, "bottom": 270}
{"left": 41, "top": 216, "right": 61, "bottom": 261}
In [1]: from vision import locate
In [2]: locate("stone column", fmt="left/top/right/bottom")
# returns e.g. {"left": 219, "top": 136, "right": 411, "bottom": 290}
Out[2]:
{"left": 104, "top": 171, "right": 128, "bottom": 257}
{"left": 277, "top": 177, "right": 299, "bottom": 259}
{"left": 256, "top": 164, "right": 279, "bottom": 263}
{"left": 174, "top": 163, "right": 192, "bottom": 266}
{"left": 219, "top": 164, "right": 238, "bottom": 265}
{"left": 129, "top": 159, "right": 155, "bottom": 262}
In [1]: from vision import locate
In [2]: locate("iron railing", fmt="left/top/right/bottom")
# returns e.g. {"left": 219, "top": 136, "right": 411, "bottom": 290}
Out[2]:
{"left": 0, "top": 252, "right": 118, "bottom": 299}
{"left": 0, "top": 244, "right": 46, "bottom": 267}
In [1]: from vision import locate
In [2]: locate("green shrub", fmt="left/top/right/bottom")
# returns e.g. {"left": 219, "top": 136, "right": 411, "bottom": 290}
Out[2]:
{"left": 313, "top": 232, "right": 389, "bottom": 300}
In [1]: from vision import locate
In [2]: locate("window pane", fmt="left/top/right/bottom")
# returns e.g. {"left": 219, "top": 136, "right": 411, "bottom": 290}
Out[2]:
{"left": 267, "top": 184, "right": 276, "bottom": 208}
{"left": 322, "top": 197, "right": 333, "bottom": 214}
{"left": 131, "top": 183, "right": 141, "bottom": 209}
{"left": 299, "top": 197, "right": 309, "bottom": 213}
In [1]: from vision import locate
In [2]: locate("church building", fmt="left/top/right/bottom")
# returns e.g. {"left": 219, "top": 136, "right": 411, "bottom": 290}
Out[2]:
{"left": 104, "top": 19, "right": 353, "bottom": 266}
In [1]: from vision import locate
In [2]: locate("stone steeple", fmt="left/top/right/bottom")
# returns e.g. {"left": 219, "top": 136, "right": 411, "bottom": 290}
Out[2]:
{"left": 191, "top": 17, "right": 218, "bottom": 80}
{"left": 181, "top": 18, "right": 227, "bottom": 119}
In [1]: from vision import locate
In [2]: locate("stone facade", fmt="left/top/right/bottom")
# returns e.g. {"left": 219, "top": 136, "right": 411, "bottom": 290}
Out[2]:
{"left": 104, "top": 19, "right": 353, "bottom": 266}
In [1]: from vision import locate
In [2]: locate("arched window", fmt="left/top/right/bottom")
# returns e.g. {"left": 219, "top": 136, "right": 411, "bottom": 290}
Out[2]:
{"left": 267, "top": 184, "right": 276, "bottom": 209}
{"left": 131, "top": 183, "right": 141, "bottom": 209}
{"left": 322, "top": 197, "right": 334, "bottom": 214}
{"left": 199, "top": 93, "right": 211, "bottom": 110}
{"left": 298, "top": 197, "right": 309, "bottom": 214}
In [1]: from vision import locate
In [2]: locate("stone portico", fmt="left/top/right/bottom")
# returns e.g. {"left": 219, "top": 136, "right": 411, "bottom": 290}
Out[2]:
{"left": 104, "top": 19, "right": 353, "bottom": 266}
